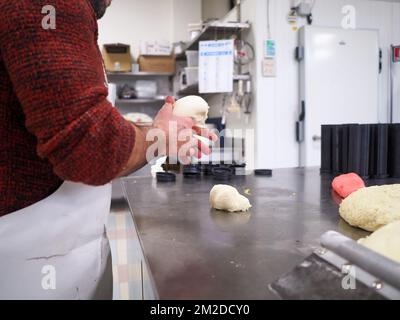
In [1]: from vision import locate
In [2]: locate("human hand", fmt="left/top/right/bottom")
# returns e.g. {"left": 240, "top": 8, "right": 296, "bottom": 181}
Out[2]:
{"left": 151, "top": 96, "right": 218, "bottom": 164}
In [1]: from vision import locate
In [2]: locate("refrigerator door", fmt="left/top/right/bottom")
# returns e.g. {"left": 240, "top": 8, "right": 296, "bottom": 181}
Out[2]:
{"left": 299, "top": 26, "right": 379, "bottom": 167}
{"left": 392, "top": 46, "right": 400, "bottom": 123}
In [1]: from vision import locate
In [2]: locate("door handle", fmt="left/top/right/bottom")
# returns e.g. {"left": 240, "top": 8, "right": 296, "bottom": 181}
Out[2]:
{"left": 296, "top": 101, "right": 306, "bottom": 143}
{"left": 312, "top": 135, "right": 321, "bottom": 141}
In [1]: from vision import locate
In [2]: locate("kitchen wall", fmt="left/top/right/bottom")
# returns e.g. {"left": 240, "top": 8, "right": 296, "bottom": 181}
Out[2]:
{"left": 98, "top": 0, "right": 202, "bottom": 57}
{"left": 202, "top": 0, "right": 232, "bottom": 21}
{"left": 172, "top": 0, "right": 202, "bottom": 42}
{"left": 226, "top": 0, "right": 400, "bottom": 169}
{"left": 97, "top": 0, "right": 400, "bottom": 169}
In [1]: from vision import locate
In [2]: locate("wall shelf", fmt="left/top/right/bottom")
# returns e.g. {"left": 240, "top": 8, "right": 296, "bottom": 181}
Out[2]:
{"left": 115, "top": 97, "right": 166, "bottom": 105}
{"left": 109, "top": 76, "right": 173, "bottom": 107}
{"left": 177, "top": 74, "right": 251, "bottom": 96}
{"left": 107, "top": 72, "right": 174, "bottom": 78}
{"left": 177, "top": 84, "right": 201, "bottom": 96}
{"left": 176, "top": 21, "right": 251, "bottom": 60}
{"left": 233, "top": 74, "right": 251, "bottom": 81}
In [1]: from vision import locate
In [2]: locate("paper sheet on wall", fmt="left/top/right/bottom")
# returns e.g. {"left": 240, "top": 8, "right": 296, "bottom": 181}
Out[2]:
{"left": 199, "top": 40, "right": 234, "bottom": 93}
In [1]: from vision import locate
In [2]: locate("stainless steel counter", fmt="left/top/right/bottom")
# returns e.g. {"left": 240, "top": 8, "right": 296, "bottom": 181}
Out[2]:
{"left": 121, "top": 168, "right": 399, "bottom": 299}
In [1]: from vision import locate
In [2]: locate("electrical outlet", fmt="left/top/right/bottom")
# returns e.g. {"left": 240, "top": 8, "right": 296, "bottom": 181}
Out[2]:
{"left": 262, "top": 58, "right": 277, "bottom": 77}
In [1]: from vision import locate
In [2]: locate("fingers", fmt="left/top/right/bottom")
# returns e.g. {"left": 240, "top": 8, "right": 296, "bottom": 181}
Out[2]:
{"left": 196, "top": 137, "right": 211, "bottom": 156}
{"left": 183, "top": 136, "right": 211, "bottom": 160}
{"left": 193, "top": 126, "right": 219, "bottom": 142}
{"left": 155, "top": 103, "right": 173, "bottom": 120}
{"left": 165, "top": 96, "right": 175, "bottom": 105}
{"left": 187, "top": 132, "right": 212, "bottom": 159}
{"left": 177, "top": 136, "right": 197, "bottom": 164}
{"left": 175, "top": 127, "right": 215, "bottom": 163}
{"left": 177, "top": 117, "right": 195, "bottom": 129}
{"left": 177, "top": 138, "right": 211, "bottom": 163}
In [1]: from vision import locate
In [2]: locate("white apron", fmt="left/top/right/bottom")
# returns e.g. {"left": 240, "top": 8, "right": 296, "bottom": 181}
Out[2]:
{"left": 0, "top": 182, "right": 112, "bottom": 300}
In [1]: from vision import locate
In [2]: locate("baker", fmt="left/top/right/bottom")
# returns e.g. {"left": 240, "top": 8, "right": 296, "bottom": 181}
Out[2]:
{"left": 0, "top": 0, "right": 216, "bottom": 299}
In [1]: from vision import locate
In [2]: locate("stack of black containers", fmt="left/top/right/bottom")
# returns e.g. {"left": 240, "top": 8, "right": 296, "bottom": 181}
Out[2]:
{"left": 321, "top": 124, "right": 400, "bottom": 179}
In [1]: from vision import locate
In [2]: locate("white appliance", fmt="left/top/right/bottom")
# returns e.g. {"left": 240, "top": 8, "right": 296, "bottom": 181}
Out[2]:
{"left": 298, "top": 26, "right": 380, "bottom": 167}
{"left": 391, "top": 45, "right": 400, "bottom": 123}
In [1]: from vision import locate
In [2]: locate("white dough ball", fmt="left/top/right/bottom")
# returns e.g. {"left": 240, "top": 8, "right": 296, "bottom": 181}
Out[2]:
{"left": 173, "top": 95, "right": 210, "bottom": 126}
{"left": 339, "top": 184, "right": 400, "bottom": 232}
{"left": 358, "top": 221, "right": 400, "bottom": 263}
{"left": 210, "top": 185, "right": 252, "bottom": 213}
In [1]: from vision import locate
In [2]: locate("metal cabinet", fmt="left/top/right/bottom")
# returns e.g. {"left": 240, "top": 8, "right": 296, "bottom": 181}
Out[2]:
{"left": 108, "top": 179, "right": 157, "bottom": 300}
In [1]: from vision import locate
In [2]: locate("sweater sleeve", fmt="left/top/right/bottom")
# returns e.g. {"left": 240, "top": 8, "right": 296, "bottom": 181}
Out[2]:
{"left": 0, "top": 0, "right": 135, "bottom": 186}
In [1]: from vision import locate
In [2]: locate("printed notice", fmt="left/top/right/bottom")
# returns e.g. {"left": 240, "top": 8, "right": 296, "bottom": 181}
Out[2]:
{"left": 199, "top": 40, "right": 234, "bottom": 93}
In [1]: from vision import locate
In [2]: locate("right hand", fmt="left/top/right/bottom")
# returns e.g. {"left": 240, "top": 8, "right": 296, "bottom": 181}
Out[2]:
{"left": 151, "top": 96, "right": 217, "bottom": 164}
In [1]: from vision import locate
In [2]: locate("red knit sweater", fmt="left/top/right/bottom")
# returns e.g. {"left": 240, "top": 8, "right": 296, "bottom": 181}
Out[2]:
{"left": 0, "top": 0, "right": 136, "bottom": 216}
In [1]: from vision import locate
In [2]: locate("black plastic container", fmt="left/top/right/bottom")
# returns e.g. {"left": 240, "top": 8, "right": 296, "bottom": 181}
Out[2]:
{"left": 369, "top": 124, "right": 377, "bottom": 177}
{"left": 156, "top": 172, "right": 176, "bottom": 183}
{"left": 331, "top": 126, "right": 342, "bottom": 175}
{"left": 320, "top": 123, "right": 398, "bottom": 179}
{"left": 389, "top": 124, "right": 400, "bottom": 178}
{"left": 358, "top": 124, "right": 371, "bottom": 178}
{"left": 370, "top": 124, "right": 389, "bottom": 179}
{"left": 348, "top": 124, "right": 362, "bottom": 175}
{"left": 183, "top": 164, "right": 201, "bottom": 178}
{"left": 340, "top": 125, "right": 349, "bottom": 174}
{"left": 254, "top": 169, "right": 273, "bottom": 177}
{"left": 212, "top": 166, "right": 234, "bottom": 181}
{"left": 321, "top": 125, "right": 333, "bottom": 174}
{"left": 201, "top": 164, "right": 217, "bottom": 176}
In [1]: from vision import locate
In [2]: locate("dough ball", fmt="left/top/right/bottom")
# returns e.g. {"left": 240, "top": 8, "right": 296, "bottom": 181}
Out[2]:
{"left": 332, "top": 173, "right": 365, "bottom": 198}
{"left": 210, "top": 185, "right": 252, "bottom": 213}
{"left": 173, "top": 95, "right": 210, "bottom": 126}
{"left": 339, "top": 184, "right": 400, "bottom": 232}
{"left": 358, "top": 221, "right": 400, "bottom": 263}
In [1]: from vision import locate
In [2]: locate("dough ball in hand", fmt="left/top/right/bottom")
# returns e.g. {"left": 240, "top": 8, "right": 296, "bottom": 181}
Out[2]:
{"left": 173, "top": 95, "right": 210, "bottom": 126}
{"left": 210, "top": 185, "right": 252, "bottom": 213}
{"left": 339, "top": 184, "right": 400, "bottom": 231}
{"left": 358, "top": 221, "right": 400, "bottom": 264}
